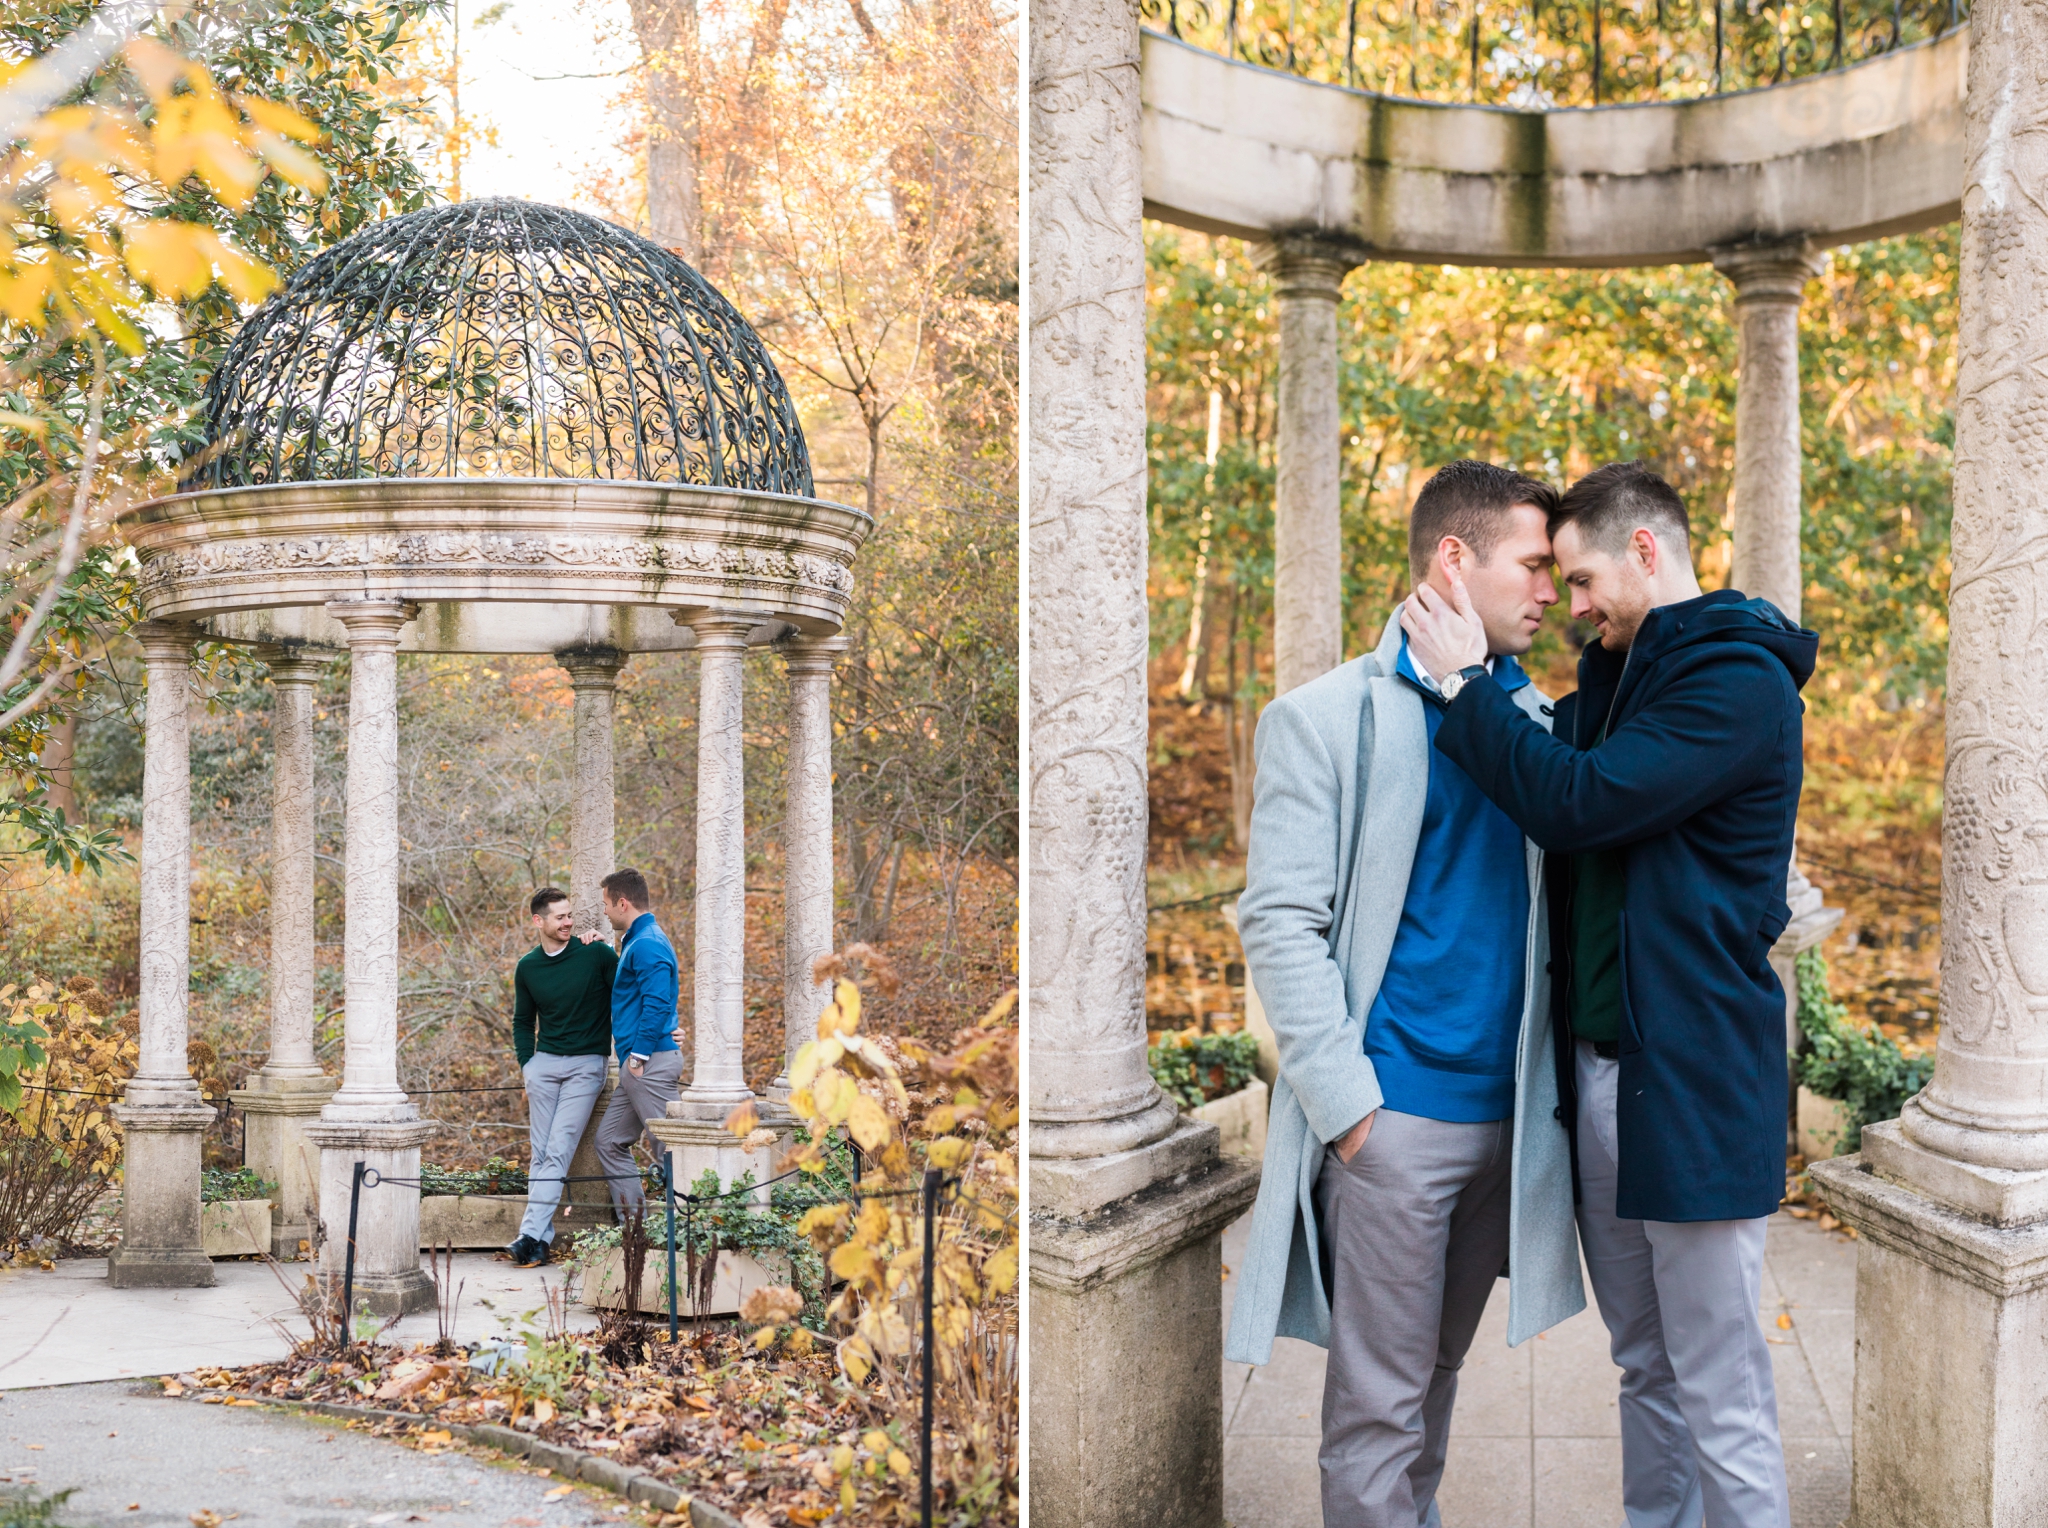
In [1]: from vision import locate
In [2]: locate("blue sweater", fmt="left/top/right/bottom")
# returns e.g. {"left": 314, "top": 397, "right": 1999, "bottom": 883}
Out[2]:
{"left": 1361, "top": 640, "right": 1531, "bottom": 1123}
{"left": 611, "top": 912, "right": 681, "bottom": 1064}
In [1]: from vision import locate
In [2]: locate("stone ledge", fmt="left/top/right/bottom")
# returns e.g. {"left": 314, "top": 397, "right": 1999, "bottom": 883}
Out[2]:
{"left": 1809, "top": 1153, "right": 2048, "bottom": 1299}
{"left": 1030, "top": 1155, "right": 1260, "bottom": 1294}
{"left": 1030, "top": 1114, "right": 1222, "bottom": 1220}
{"left": 1860, "top": 1116, "right": 2048, "bottom": 1227}
{"left": 169, "top": 1392, "right": 742, "bottom": 1527}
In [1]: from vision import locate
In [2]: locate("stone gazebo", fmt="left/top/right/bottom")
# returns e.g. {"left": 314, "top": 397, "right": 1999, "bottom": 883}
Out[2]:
{"left": 108, "top": 199, "right": 869, "bottom": 1313}
{"left": 1035, "top": 0, "right": 2048, "bottom": 1523}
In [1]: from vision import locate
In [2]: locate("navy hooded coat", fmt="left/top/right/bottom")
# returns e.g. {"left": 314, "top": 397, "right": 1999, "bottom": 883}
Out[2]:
{"left": 1433, "top": 588, "right": 1818, "bottom": 1223}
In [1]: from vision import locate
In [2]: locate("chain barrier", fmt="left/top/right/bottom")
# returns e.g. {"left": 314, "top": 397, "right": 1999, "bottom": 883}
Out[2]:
{"left": 334, "top": 1146, "right": 970, "bottom": 1528}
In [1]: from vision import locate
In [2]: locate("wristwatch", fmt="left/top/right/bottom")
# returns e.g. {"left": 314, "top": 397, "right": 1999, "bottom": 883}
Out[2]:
{"left": 1437, "top": 663, "right": 1489, "bottom": 702}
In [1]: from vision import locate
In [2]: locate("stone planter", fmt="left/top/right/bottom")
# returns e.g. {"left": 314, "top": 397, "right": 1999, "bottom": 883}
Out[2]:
{"left": 1798, "top": 1087, "right": 1855, "bottom": 1162}
{"left": 577, "top": 1245, "right": 795, "bottom": 1318}
{"left": 1191, "top": 1077, "right": 1268, "bottom": 1162}
{"left": 200, "top": 1199, "right": 272, "bottom": 1258}
{"left": 414, "top": 1192, "right": 609, "bottom": 1250}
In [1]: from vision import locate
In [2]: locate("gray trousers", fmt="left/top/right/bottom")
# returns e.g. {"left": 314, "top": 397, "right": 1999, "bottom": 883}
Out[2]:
{"left": 518, "top": 1051, "right": 607, "bottom": 1244}
{"left": 1574, "top": 1040, "right": 1790, "bottom": 1528}
{"left": 1314, "top": 1108, "right": 1513, "bottom": 1528}
{"left": 595, "top": 1048, "right": 683, "bottom": 1216}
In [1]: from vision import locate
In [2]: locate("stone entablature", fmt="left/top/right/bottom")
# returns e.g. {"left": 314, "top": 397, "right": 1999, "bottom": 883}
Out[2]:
{"left": 120, "top": 479, "right": 867, "bottom": 632}
{"left": 1140, "top": 25, "right": 1965, "bottom": 265}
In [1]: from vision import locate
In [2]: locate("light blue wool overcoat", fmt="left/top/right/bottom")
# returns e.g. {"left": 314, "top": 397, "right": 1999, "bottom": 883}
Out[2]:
{"left": 1223, "top": 615, "right": 1586, "bottom": 1365}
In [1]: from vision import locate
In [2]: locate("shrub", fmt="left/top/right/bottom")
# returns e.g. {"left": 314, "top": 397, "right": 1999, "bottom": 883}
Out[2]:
{"left": 0, "top": 979, "right": 133, "bottom": 1250}
{"left": 1148, "top": 1028, "right": 1260, "bottom": 1109}
{"left": 765, "top": 949, "right": 1018, "bottom": 1526}
{"left": 201, "top": 1167, "right": 276, "bottom": 1203}
{"left": 1795, "top": 947, "right": 1935, "bottom": 1154}
{"left": 419, "top": 1156, "right": 528, "bottom": 1196}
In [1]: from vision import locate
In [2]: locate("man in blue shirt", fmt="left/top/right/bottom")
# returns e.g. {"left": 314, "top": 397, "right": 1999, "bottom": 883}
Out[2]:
{"left": 590, "top": 867, "right": 682, "bottom": 1217}
{"left": 1231, "top": 461, "right": 1575, "bottom": 1527}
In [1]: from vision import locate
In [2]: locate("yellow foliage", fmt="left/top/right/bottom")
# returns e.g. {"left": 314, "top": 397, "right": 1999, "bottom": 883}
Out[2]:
{"left": 1, "top": 980, "right": 136, "bottom": 1246}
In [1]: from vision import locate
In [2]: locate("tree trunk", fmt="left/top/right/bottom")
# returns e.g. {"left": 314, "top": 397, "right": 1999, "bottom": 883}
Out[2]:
{"left": 628, "top": 0, "right": 702, "bottom": 265}
{"left": 41, "top": 712, "right": 77, "bottom": 822}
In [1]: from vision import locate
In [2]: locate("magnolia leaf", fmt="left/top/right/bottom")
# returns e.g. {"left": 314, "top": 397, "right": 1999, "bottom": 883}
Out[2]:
{"left": 926, "top": 1136, "right": 971, "bottom": 1171}
{"left": 984, "top": 1243, "right": 1018, "bottom": 1294}
{"left": 249, "top": 130, "right": 329, "bottom": 195}
{"left": 828, "top": 1241, "right": 880, "bottom": 1287}
{"left": 122, "top": 220, "right": 214, "bottom": 300}
{"left": 847, "top": 1092, "right": 893, "bottom": 1152}
{"left": 838, "top": 1336, "right": 875, "bottom": 1385}
{"left": 241, "top": 96, "right": 325, "bottom": 144}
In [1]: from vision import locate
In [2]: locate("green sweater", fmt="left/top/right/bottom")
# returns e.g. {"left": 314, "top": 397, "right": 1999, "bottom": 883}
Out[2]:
{"left": 513, "top": 939, "right": 618, "bottom": 1065}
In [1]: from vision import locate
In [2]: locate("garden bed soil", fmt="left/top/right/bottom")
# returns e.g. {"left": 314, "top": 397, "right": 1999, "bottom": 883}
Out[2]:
{"left": 176, "top": 1323, "right": 915, "bottom": 1527}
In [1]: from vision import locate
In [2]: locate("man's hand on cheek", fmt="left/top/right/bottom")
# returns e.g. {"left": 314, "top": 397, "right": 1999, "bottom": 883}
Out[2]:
{"left": 1401, "top": 576, "right": 1488, "bottom": 682}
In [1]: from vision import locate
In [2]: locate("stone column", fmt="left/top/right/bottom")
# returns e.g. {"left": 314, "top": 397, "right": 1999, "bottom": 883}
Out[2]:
{"left": 772, "top": 633, "right": 847, "bottom": 1104}
{"left": 1028, "top": 0, "right": 1259, "bottom": 1520}
{"left": 1712, "top": 238, "right": 1842, "bottom": 1125}
{"left": 229, "top": 648, "right": 339, "bottom": 1260}
{"left": 1253, "top": 234, "right": 1361, "bottom": 698}
{"left": 1810, "top": 6, "right": 2048, "bottom": 1520}
{"left": 557, "top": 646, "right": 627, "bottom": 1226}
{"left": 648, "top": 614, "right": 773, "bottom": 1196}
{"left": 561, "top": 647, "right": 626, "bottom": 935}
{"left": 109, "top": 621, "right": 216, "bottom": 1289}
{"left": 303, "top": 601, "right": 433, "bottom": 1317}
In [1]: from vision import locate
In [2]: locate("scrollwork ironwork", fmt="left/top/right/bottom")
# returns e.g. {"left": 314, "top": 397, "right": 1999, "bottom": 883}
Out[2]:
{"left": 181, "top": 199, "right": 813, "bottom": 497}
{"left": 1148, "top": 0, "right": 1969, "bottom": 106}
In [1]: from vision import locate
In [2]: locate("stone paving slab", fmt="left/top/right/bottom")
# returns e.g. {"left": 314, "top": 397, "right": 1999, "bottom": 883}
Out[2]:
{"left": 0, "top": 1379, "right": 656, "bottom": 1528}
{"left": 0, "top": 1255, "right": 599, "bottom": 1391}
{"left": 1220, "top": 1210, "right": 1857, "bottom": 1528}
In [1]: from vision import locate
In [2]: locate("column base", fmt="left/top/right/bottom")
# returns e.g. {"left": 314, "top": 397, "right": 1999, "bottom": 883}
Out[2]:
{"left": 1029, "top": 1119, "right": 1260, "bottom": 1527}
{"left": 304, "top": 1117, "right": 438, "bottom": 1317}
{"left": 1809, "top": 1154, "right": 2048, "bottom": 1528}
{"left": 230, "top": 1074, "right": 338, "bottom": 1258}
{"left": 110, "top": 1100, "right": 217, "bottom": 1289}
{"left": 645, "top": 1115, "right": 778, "bottom": 1205}
{"left": 1860, "top": 1115, "right": 2048, "bottom": 1228}
{"left": 1031, "top": 1109, "right": 1217, "bottom": 1219}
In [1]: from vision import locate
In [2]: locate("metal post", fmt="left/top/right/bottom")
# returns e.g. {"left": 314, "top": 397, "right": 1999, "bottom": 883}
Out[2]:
{"left": 343, "top": 1159, "right": 365, "bottom": 1351}
{"left": 664, "top": 1157, "right": 679, "bottom": 1343}
{"left": 920, "top": 1167, "right": 940, "bottom": 1528}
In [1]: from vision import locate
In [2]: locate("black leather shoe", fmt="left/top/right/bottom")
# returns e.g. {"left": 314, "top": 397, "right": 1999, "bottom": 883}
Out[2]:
{"left": 505, "top": 1234, "right": 535, "bottom": 1264}
{"left": 515, "top": 1236, "right": 551, "bottom": 1268}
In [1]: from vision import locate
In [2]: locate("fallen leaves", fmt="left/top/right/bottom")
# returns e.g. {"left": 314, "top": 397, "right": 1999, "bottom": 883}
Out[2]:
{"left": 542, "top": 1484, "right": 574, "bottom": 1500}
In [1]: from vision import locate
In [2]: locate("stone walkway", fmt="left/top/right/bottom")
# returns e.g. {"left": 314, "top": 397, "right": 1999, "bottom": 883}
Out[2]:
{"left": 1220, "top": 1211, "right": 1856, "bottom": 1528}
{"left": 0, "top": 1255, "right": 598, "bottom": 1391}
{"left": 0, "top": 1380, "right": 654, "bottom": 1528}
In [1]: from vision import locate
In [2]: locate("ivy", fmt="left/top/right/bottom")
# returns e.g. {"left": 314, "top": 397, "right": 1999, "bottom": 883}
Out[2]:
{"left": 1794, "top": 947, "right": 1934, "bottom": 1153}
{"left": 1148, "top": 1029, "right": 1260, "bottom": 1110}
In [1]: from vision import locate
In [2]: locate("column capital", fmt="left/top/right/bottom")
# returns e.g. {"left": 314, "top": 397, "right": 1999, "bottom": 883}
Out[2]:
{"left": 134, "top": 620, "right": 201, "bottom": 665}
{"left": 556, "top": 645, "right": 627, "bottom": 687}
{"left": 685, "top": 610, "right": 760, "bottom": 650}
{"left": 780, "top": 632, "right": 850, "bottom": 676}
{"left": 1709, "top": 238, "right": 1827, "bottom": 301}
{"left": 254, "top": 644, "right": 336, "bottom": 689}
{"left": 1250, "top": 233, "right": 1366, "bottom": 298}
{"left": 324, "top": 599, "right": 417, "bottom": 645}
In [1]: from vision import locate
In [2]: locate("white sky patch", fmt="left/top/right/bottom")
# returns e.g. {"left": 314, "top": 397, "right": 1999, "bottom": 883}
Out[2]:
{"left": 455, "top": 0, "right": 639, "bottom": 212}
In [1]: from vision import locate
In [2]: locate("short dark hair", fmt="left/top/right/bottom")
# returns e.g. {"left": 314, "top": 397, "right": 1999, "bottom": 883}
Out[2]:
{"left": 529, "top": 886, "right": 568, "bottom": 917}
{"left": 1408, "top": 460, "right": 1559, "bottom": 584}
{"left": 1552, "top": 461, "right": 1691, "bottom": 559}
{"left": 600, "top": 867, "right": 651, "bottom": 910}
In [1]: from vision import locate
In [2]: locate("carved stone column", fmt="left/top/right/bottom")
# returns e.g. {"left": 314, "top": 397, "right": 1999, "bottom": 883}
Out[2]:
{"left": 1028, "top": 0, "right": 1259, "bottom": 1519}
{"left": 304, "top": 601, "right": 433, "bottom": 1316}
{"left": 1712, "top": 238, "right": 1842, "bottom": 1120}
{"left": 1810, "top": 7, "right": 2048, "bottom": 1520}
{"left": 773, "top": 633, "right": 847, "bottom": 1103}
{"left": 1253, "top": 234, "right": 1362, "bottom": 697}
{"left": 109, "top": 621, "right": 215, "bottom": 1289}
{"left": 229, "top": 648, "right": 338, "bottom": 1260}
{"left": 650, "top": 614, "right": 773, "bottom": 1196}
{"left": 557, "top": 646, "right": 627, "bottom": 1226}
{"left": 561, "top": 647, "right": 626, "bottom": 936}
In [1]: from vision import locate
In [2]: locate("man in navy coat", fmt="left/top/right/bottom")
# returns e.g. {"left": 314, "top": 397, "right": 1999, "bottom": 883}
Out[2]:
{"left": 1403, "top": 460, "right": 1815, "bottom": 1528}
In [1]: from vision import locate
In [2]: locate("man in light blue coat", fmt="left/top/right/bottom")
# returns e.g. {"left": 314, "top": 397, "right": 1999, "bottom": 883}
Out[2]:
{"left": 1226, "top": 461, "right": 1586, "bottom": 1527}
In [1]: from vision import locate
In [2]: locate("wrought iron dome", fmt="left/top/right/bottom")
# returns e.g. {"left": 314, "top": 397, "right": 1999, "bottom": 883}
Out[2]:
{"left": 181, "top": 198, "right": 813, "bottom": 496}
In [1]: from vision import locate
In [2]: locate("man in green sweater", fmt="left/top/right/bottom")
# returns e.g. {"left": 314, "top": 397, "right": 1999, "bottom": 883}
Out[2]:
{"left": 507, "top": 886, "right": 617, "bottom": 1267}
